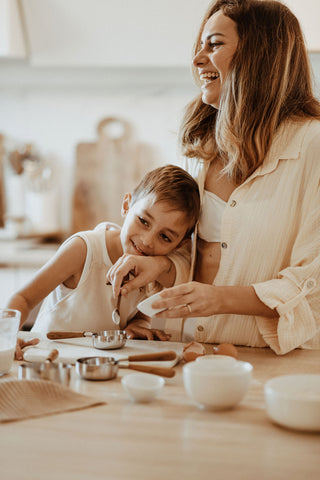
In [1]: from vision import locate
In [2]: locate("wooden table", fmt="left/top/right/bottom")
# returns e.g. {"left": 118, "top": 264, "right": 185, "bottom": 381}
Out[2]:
{"left": 1, "top": 338, "right": 320, "bottom": 480}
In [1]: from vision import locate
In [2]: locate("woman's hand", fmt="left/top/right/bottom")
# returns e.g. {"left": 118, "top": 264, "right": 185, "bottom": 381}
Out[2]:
{"left": 15, "top": 337, "right": 40, "bottom": 360}
{"left": 151, "top": 281, "right": 221, "bottom": 318}
{"left": 106, "top": 254, "right": 172, "bottom": 298}
{"left": 125, "top": 325, "right": 171, "bottom": 341}
{"left": 151, "top": 282, "right": 278, "bottom": 319}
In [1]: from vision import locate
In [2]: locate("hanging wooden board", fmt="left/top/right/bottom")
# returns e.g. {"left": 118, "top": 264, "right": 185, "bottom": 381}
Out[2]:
{"left": 0, "top": 135, "right": 5, "bottom": 228}
{"left": 72, "top": 117, "right": 159, "bottom": 234}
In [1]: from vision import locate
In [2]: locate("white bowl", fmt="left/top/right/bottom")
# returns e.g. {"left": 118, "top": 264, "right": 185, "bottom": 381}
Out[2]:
{"left": 121, "top": 374, "right": 165, "bottom": 403}
{"left": 137, "top": 292, "right": 166, "bottom": 316}
{"left": 183, "top": 360, "right": 252, "bottom": 410}
{"left": 264, "top": 374, "right": 320, "bottom": 432}
{"left": 195, "top": 355, "right": 237, "bottom": 366}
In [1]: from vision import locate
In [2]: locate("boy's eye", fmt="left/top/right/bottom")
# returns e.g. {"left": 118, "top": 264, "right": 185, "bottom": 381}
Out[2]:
{"left": 160, "top": 233, "right": 172, "bottom": 243}
{"left": 138, "top": 216, "right": 148, "bottom": 226}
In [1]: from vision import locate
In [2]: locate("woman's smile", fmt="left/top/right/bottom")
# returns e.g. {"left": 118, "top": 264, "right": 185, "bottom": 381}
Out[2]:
{"left": 200, "top": 71, "right": 220, "bottom": 86}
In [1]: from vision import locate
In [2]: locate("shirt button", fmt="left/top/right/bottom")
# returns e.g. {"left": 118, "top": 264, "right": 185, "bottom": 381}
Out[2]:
{"left": 307, "top": 280, "right": 315, "bottom": 288}
{"left": 230, "top": 200, "right": 237, "bottom": 207}
{"left": 221, "top": 242, "right": 228, "bottom": 249}
{"left": 197, "top": 325, "right": 204, "bottom": 332}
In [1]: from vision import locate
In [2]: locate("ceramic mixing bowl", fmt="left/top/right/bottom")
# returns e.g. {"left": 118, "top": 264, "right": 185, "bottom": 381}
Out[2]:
{"left": 183, "top": 359, "right": 252, "bottom": 410}
{"left": 264, "top": 374, "right": 320, "bottom": 432}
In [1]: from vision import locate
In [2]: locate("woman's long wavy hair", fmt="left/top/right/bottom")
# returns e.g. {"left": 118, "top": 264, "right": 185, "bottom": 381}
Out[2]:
{"left": 180, "top": 0, "right": 320, "bottom": 184}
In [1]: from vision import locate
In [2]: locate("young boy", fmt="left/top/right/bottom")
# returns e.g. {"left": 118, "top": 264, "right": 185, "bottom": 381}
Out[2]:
{"left": 8, "top": 165, "right": 200, "bottom": 358}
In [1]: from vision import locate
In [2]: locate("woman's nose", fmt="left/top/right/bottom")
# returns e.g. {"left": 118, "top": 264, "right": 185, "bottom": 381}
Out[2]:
{"left": 193, "top": 48, "right": 207, "bottom": 67}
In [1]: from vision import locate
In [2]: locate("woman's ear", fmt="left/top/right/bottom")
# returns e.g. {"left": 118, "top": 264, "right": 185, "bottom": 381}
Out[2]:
{"left": 121, "top": 193, "right": 132, "bottom": 217}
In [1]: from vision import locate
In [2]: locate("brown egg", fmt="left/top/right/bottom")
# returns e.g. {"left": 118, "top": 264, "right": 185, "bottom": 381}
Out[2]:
{"left": 213, "top": 343, "right": 238, "bottom": 359}
{"left": 182, "top": 341, "right": 206, "bottom": 362}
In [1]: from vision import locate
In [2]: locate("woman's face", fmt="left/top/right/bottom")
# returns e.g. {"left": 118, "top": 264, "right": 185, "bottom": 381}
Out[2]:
{"left": 193, "top": 10, "right": 238, "bottom": 108}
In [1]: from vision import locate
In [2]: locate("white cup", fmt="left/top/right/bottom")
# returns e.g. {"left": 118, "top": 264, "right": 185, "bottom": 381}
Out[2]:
{"left": 0, "top": 309, "right": 21, "bottom": 376}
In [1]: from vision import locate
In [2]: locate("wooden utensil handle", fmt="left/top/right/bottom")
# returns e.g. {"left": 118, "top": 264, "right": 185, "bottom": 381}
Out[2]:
{"left": 128, "top": 364, "right": 175, "bottom": 378}
{"left": 46, "top": 349, "right": 59, "bottom": 362}
{"left": 47, "top": 331, "right": 85, "bottom": 340}
{"left": 127, "top": 351, "right": 177, "bottom": 362}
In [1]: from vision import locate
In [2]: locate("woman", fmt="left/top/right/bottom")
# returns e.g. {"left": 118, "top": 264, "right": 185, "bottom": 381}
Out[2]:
{"left": 108, "top": 0, "right": 320, "bottom": 354}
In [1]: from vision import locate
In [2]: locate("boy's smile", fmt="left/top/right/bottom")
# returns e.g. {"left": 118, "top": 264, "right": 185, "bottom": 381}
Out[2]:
{"left": 120, "top": 193, "right": 190, "bottom": 257}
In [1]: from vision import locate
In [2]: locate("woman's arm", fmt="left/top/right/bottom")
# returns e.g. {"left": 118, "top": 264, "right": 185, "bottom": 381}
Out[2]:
{"left": 150, "top": 282, "right": 278, "bottom": 319}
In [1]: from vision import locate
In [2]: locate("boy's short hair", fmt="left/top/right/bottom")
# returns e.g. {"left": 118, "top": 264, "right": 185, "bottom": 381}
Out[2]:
{"left": 131, "top": 164, "right": 200, "bottom": 237}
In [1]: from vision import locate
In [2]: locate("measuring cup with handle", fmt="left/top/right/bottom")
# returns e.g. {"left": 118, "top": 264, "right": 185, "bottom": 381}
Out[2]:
{"left": 47, "top": 329, "right": 127, "bottom": 350}
{"left": 76, "top": 350, "right": 177, "bottom": 380}
{"left": 18, "top": 349, "right": 72, "bottom": 386}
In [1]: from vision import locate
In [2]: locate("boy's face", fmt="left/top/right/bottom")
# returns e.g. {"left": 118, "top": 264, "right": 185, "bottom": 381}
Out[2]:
{"left": 120, "top": 193, "right": 189, "bottom": 257}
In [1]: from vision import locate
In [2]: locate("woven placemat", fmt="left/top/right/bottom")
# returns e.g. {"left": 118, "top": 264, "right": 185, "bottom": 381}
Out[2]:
{"left": 0, "top": 379, "right": 106, "bottom": 423}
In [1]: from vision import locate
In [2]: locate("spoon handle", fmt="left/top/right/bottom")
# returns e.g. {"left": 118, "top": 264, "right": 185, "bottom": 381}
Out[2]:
{"left": 47, "top": 331, "right": 86, "bottom": 339}
{"left": 127, "top": 351, "right": 177, "bottom": 362}
{"left": 127, "top": 364, "right": 175, "bottom": 378}
{"left": 45, "top": 349, "right": 59, "bottom": 363}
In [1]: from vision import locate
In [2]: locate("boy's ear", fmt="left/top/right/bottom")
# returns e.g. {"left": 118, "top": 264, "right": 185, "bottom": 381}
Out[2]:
{"left": 121, "top": 193, "right": 132, "bottom": 217}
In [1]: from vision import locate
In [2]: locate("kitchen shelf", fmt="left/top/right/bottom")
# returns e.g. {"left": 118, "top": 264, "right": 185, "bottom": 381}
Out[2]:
{"left": 0, "top": 61, "right": 197, "bottom": 91}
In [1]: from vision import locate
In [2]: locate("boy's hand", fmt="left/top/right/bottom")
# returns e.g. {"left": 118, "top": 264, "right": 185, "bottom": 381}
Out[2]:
{"left": 15, "top": 337, "right": 40, "bottom": 360}
{"left": 125, "top": 325, "right": 171, "bottom": 341}
{"left": 106, "top": 254, "right": 170, "bottom": 298}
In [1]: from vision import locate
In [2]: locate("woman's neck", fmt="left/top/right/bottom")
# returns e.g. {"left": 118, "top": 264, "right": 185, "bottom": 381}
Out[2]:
{"left": 205, "top": 159, "right": 236, "bottom": 202}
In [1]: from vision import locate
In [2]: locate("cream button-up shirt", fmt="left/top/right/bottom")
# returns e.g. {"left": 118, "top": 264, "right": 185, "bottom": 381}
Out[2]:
{"left": 167, "top": 119, "right": 320, "bottom": 354}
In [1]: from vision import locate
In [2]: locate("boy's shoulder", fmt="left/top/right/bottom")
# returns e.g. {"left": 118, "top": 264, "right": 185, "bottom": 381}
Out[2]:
{"left": 94, "top": 222, "right": 121, "bottom": 232}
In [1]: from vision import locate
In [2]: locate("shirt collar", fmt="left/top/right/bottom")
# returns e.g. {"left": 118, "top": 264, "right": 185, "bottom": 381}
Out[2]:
{"left": 246, "top": 119, "right": 311, "bottom": 181}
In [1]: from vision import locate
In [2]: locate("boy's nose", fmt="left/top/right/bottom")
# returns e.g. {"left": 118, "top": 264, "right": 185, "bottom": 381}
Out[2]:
{"left": 141, "top": 231, "right": 155, "bottom": 249}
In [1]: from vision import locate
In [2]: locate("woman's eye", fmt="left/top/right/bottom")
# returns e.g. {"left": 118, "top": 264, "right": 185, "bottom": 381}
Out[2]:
{"left": 138, "top": 217, "right": 148, "bottom": 226}
{"left": 209, "top": 42, "right": 222, "bottom": 49}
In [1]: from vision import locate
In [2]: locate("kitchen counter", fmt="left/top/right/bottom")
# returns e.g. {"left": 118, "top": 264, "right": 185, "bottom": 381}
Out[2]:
{"left": 1, "top": 334, "right": 319, "bottom": 480}
{"left": 0, "top": 238, "right": 60, "bottom": 268}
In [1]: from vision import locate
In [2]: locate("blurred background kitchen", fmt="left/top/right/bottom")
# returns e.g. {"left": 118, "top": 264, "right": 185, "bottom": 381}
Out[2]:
{"left": 0, "top": 0, "right": 319, "bottom": 326}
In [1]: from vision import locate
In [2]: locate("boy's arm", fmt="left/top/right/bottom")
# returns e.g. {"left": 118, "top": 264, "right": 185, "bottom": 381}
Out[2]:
{"left": 125, "top": 312, "right": 171, "bottom": 341}
{"left": 7, "top": 236, "right": 87, "bottom": 328}
{"left": 107, "top": 239, "right": 191, "bottom": 298}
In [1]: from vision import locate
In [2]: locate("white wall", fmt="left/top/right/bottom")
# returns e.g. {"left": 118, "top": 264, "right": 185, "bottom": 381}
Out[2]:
{"left": 0, "top": 55, "right": 319, "bottom": 233}
{"left": 0, "top": 66, "right": 198, "bottom": 231}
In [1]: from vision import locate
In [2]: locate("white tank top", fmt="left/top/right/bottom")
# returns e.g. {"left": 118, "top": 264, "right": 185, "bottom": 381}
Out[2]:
{"left": 32, "top": 223, "right": 149, "bottom": 334}
{"left": 198, "top": 190, "right": 227, "bottom": 242}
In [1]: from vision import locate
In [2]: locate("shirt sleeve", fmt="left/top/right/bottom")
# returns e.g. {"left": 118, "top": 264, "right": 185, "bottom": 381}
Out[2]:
{"left": 253, "top": 185, "right": 320, "bottom": 354}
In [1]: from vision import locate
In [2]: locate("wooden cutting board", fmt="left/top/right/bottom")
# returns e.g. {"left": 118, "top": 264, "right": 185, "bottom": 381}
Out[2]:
{"left": 20, "top": 332, "right": 183, "bottom": 366}
{"left": 72, "top": 117, "right": 159, "bottom": 233}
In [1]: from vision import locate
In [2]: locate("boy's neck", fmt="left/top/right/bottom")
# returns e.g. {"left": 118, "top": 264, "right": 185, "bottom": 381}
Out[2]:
{"left": 105, "top": 229, "right": 123, "bottom": 264}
